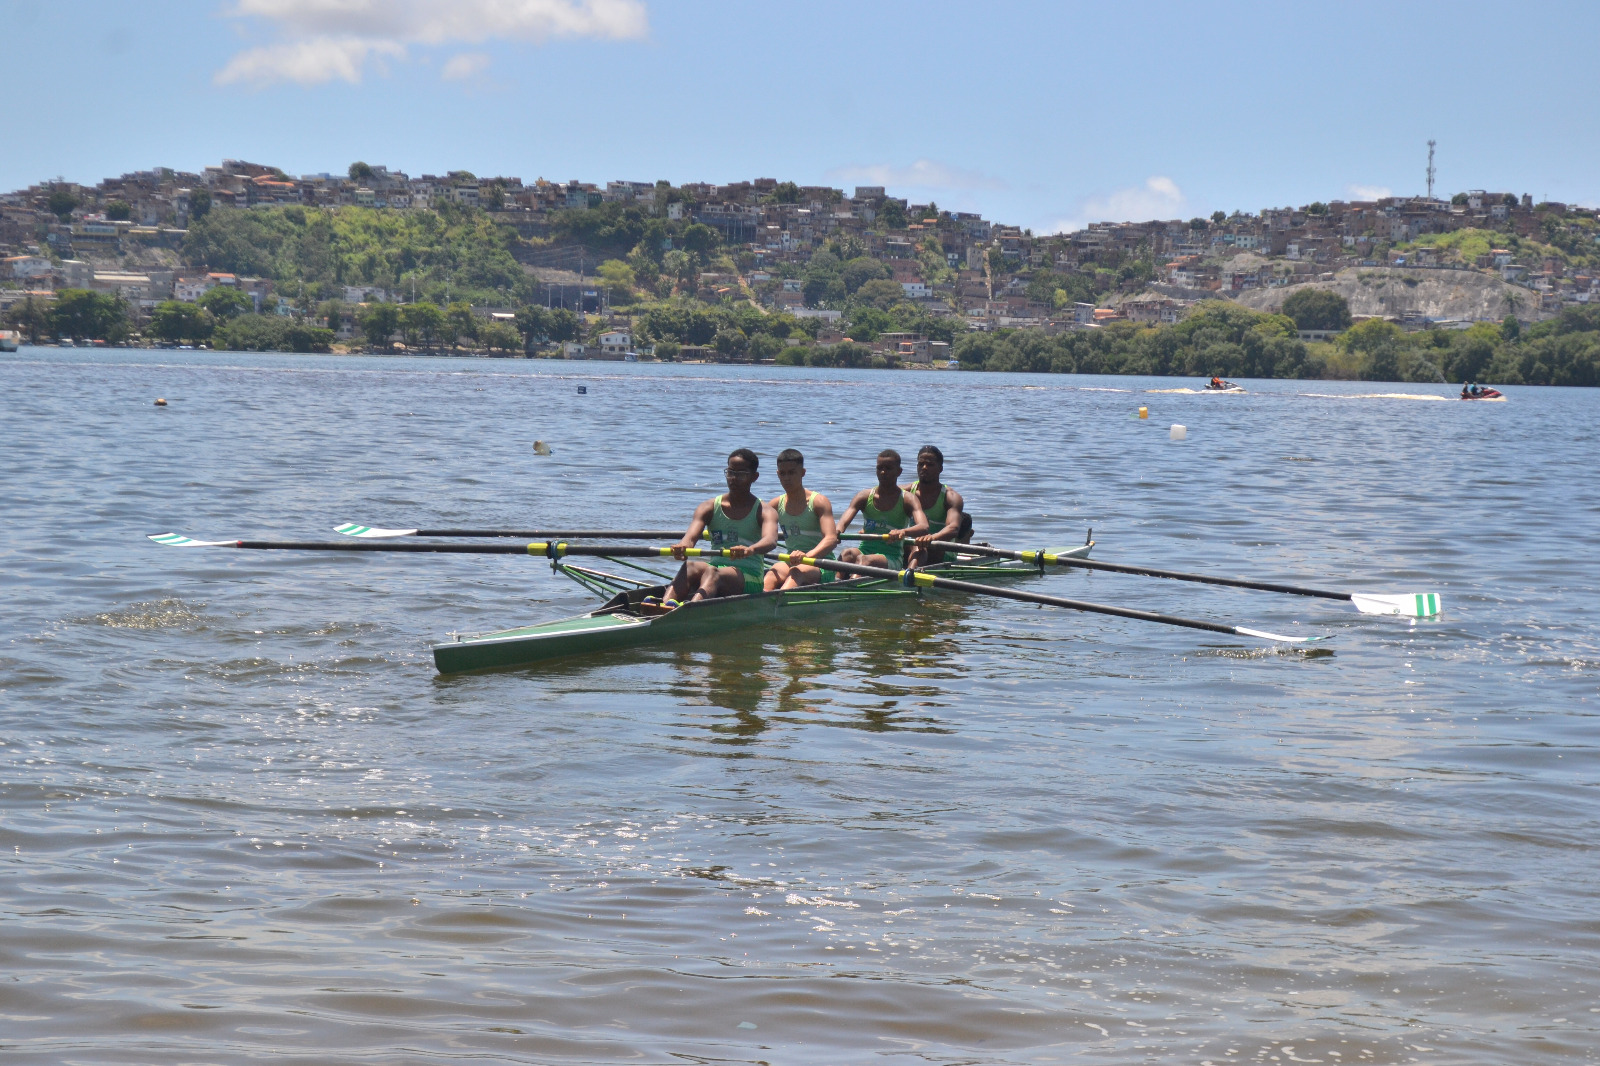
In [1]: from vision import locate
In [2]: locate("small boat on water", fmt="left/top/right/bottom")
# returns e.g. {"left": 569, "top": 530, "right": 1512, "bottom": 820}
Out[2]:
{"left": 0, "top": 330, "right": 19, "bottom": 352}
{"left": 433, "top": 545, "right": 1092, "bottom": 674}
{"left": 1203, "top": 377, "right": 1245, "bottom": 394}
{"left": 1460, "top": 384, "right": 1504, "bottom": 400}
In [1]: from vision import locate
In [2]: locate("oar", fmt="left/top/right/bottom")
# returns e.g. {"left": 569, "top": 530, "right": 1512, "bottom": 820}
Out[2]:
{"left": 788, "top": 553, "right": 1320, "bottom": 644}
{"left": 930, "top": 541, "right": 1441, "bottom": 618}
{"left": 335, "top": 524, "right": 689, "bottom": 540}
{"left": 334, "top": 523, "right": 870, "bottom": 541}
{"left": 150, "top": 534, "right": 749, "bottom": 560}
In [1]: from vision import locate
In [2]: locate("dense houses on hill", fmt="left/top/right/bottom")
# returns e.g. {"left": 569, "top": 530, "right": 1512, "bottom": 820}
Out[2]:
{"left": 3, "top": 157, "right": 1597, "bottom": 355}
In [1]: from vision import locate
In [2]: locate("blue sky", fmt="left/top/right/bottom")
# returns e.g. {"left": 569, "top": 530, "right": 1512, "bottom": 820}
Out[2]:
{"left": 6, "top": 0, "right": 1599, "bottom": 233}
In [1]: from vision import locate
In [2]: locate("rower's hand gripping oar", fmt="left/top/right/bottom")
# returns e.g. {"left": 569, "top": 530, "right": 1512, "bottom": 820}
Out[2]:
{"left": 791, "top": 554, "right": 1322, "bottom": 645}
{"left": 929, "top": 541, "right": 1442, "bottom": 619}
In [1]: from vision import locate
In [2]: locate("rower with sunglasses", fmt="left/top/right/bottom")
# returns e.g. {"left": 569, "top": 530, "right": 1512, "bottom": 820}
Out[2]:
{"left": 663, "top": 448, "right": 780, "bottom": 604}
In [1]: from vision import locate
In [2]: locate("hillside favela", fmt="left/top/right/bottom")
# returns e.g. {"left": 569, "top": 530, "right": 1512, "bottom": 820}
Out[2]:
{"left": 5, "top": 158, "right": 1598, "bottom": 385}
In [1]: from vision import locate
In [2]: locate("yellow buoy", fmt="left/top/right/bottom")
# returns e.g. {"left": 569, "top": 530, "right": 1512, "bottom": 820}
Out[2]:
{"left": 154, "top": 398, "right": 168, "bottom": 406}
{"left": 1138, "top": 406, "right": 1147, "bottom": 419}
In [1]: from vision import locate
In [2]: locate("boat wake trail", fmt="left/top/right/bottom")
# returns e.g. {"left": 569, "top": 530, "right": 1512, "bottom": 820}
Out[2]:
{"left": 1299, "top": 392, "right": 1452, "bottom": 401}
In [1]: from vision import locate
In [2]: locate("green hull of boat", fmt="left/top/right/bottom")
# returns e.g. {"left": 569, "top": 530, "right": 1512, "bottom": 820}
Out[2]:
{"left": 432, "top": 550, "right": 1089, "bottom": 675}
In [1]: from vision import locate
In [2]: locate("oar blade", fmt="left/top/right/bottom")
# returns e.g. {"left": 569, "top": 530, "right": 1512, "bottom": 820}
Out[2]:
{"left": 1351, "top": 593, "right": 1442, "bottom": 618}
{"left": 148, "top": 533, "right": 237, "bottom": 547}
{"left": 335, "top": 523, "right": 418, "bottom": 539}
{"left": 1234, "top": 626, "right": 1320, "bottom": 644}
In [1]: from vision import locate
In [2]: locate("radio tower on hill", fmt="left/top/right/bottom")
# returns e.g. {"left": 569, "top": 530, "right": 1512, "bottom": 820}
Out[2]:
{"left": 1426, "top": 140, "right": 1437, "bottom": 200}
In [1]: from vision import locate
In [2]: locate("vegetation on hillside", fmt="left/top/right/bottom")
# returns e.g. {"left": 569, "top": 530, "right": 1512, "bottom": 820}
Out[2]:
{"left": 957, "top": 299, "right": 1600, "bottom": 385}
{"left": 180, "top": 202, "right": 527, "bottom": 305}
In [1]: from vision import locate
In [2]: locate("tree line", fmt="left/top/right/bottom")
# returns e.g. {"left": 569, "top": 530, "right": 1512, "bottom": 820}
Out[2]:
{"left": 953, "top": 293, "right": 1600, "bottom": 386}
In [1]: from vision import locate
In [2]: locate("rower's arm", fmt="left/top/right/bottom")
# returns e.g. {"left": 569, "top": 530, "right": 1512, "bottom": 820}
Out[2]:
{"left": 676, "top": 500, "right": 713, "bottom": 548}
{"left": 752, "top": 501, "right": 780, "bottom": 554}
{"left": 835, "top": 489, "right": 869, "bottom": 533}
{"left": 899, "top": 489, "right": 929, "bottom": 539}
{"left": 811, "top": 492, "right": 840, "bottom": 557}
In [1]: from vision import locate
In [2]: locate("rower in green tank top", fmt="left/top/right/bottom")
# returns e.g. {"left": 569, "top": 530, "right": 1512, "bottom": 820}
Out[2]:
{"left": 764, "top": 448, "right": 841, "bottom": 591}
{"left": 837, "top": 449, "right": 928, "bottom": 569}
{"left": 665, "top": 448, "right": 779, "bottom": 604}
{"left": 903, "top": 444, "right": 972, "bottom": 568}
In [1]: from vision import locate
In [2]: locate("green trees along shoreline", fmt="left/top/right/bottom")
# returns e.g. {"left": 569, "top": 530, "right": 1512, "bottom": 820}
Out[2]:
{"left": 953, "top": 300, "right": 1600, "bottom": 386}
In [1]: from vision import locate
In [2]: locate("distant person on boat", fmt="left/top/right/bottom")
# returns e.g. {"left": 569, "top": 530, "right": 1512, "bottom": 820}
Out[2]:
{"left": 1210, "top": 376, "right": 1224, "bottom": 389}
{"left": 665, "top": 448, "right": 779, "bottom": 604}
{"left": 838, "top": 449, "right": 929, "bottom": 570}
{"left": 764, "top": 448, "right": 841, "bottom": 591}
{"left": 1462, "top": 383, "right": 1475, "bottom": 398}
{"left": 903, "top": 445, "right": 971, "bottom": 568}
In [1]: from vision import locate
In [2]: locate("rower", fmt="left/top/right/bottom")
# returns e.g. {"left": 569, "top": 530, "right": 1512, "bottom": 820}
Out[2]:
{"left": 665, "top": 448, "right": 779, "bottom": 604}
{"left": 764, "top": 448, "right": 841, "bottom": 591}
{"left": 838, "top": 449, "right": 928, "bottom": 569}
{"left": 903, "top": 444, "right": 970, "bottom": 568}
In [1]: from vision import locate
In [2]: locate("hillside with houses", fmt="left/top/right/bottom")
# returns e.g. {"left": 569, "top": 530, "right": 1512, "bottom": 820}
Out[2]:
{"left": 4, "top": 160, "right": 1600, "bottom": 384}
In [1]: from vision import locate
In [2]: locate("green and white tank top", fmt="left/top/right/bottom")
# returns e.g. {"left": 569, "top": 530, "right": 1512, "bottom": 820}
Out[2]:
{"left": 708, "top": 494, "right": 765, "bottom": 579}
{"left": 860, "top": 487, "right": 910, "bottom": 567}
{"left": 912, "top": 482, "right": 952, "bottom": 530}
{"left": 774, "top": 491, "right": 830, "bottom": 556}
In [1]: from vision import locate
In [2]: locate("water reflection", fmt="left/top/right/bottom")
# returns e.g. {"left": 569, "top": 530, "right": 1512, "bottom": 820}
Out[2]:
{"left": 662, "top": 593, "right": 984, "bottom": 732}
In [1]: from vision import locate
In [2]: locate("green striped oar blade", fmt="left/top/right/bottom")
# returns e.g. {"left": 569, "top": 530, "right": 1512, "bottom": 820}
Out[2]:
{"left": 148, "top": 533, "right": 238, "bottom": 547}
{"left": 335, "top": 524, "right": 419, "bottom": 538}
{"left": 1349, "top": 593, "right": 1442, "bottom": 618}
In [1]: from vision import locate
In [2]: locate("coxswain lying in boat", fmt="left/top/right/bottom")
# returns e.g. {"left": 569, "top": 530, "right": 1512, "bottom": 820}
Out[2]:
{"left": 659, "top": 448, "right": 779, "bottom": 605}
{"left": 764, "top": 448, "right": 841, "bottom": 591}
{"left": 837, "top": 449, "right": 928, "bottom": 570}
{"left": 903, "top": 444, "right": 971, "bottom": 568}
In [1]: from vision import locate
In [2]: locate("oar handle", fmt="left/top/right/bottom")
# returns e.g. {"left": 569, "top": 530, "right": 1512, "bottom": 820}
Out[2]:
{"left": 798, "top": 555, "right": 1298, "bottom": 640}
{"left": 929, "top": 541, "right": 1352, "bottom": 601}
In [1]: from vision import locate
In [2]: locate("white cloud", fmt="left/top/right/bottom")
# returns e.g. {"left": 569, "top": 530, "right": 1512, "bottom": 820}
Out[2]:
{"left": 441, "top": 51, "right": 491, "bottom": 80}
{"left": 216, "top": 36, "right": 405, "bottom": 85}
{"left": 1346, "top": 183, "right": 1393, "bottom": 201}
{"left": 825, "top": 159, "right": 1004, "bottom": 193}
{"left": 1047, "top": 176, "right": 1187, "bottom": 234}
{"left": 218, "top": 0, "right": 647, "bottom": 87}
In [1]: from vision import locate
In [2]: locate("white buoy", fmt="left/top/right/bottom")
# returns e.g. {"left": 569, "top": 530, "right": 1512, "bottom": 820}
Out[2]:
{"left": 1170, "top": 424, "right": 1187, "bottom": 441}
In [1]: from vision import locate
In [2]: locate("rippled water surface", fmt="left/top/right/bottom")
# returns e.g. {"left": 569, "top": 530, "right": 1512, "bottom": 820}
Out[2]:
{"left": 2, "top": 349, "right": 1597, "bottom": 1064}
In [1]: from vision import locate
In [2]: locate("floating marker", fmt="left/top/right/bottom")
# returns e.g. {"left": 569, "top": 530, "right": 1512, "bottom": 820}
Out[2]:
{"left": 1138, "top": 406, "right": 1148, "bottom": 419}
{"left": 1170, "top": 424, "right": 1186, "bottom": 440}
{"left": 577, "top": 385, "right": 587, "bottom": 394}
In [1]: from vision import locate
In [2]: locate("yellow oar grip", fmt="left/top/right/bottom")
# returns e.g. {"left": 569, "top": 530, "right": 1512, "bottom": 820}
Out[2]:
{"left": 527, "top": 541, "right": 570, "bottom": 558}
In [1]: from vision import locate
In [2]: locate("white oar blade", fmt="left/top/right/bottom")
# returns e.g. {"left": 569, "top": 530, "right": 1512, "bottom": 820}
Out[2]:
{"left": 148, "top": 533, "right": 236, "bottom": 547}
{"left": 1234, "top": 626, "right": 1310, "bottom": 644}
{"left": 1351, "top": 593, "right": 1442, "bottom": 618}
{"left": 335, "top": 523, "right": 418, "bottom": 539}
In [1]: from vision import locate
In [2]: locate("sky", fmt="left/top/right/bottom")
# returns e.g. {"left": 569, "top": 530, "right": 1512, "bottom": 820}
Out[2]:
{"left": 5, "top": 0, "right": 1600, "bottom": 234}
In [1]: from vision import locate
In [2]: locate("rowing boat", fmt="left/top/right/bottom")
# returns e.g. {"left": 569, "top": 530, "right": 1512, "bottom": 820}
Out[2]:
{"left": 432, "top": 543, "right": 1093, "bottom": 674}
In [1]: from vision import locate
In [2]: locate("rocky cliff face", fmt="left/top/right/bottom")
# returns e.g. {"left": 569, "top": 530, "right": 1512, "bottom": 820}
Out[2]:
{"left": 1232, "top": 267, "right": 1538, "bottom": 322}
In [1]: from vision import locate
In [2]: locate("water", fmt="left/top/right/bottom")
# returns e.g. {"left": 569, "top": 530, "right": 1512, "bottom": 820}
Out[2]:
{"left": 2, "top": 348, "right": 1596, "bottom": 1064}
